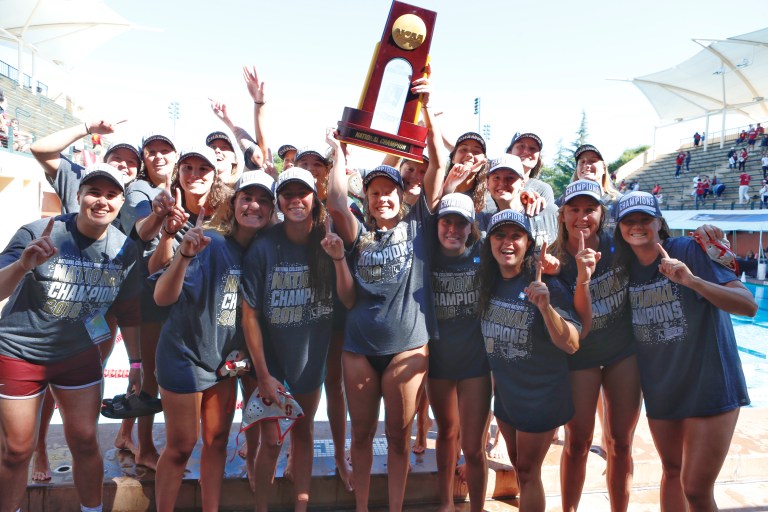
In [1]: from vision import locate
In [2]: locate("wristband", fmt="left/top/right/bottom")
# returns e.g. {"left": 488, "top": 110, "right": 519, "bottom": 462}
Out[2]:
{"left": 254, "top": 101, "right": 266, "bottom": 105}
{"left": 129, "top": 358, "right": 142, "bottom": 364}
{"left": 130, "top": 362, "right": 142, "bottom": 369}
{"left": 331, "top": 255, "right": 345, "bottom": 261}
{"left": 162, "top": 225, "right": 179, "bottom": 236}
{"left": 179, "top": 250, "right": 194, "bottom": 258}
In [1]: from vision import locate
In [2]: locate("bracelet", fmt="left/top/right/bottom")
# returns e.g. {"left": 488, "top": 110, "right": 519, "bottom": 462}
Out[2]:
{"left": 162, "top": 226, "right": 179, "bottom": 236}
{"left": 130, "top": 362, "right": 142, "bottom": 369}
{"left": 179, "top": 250, "right": 194, "bottom": 258}
{"left": 577, "top": 281, "right": 590, "bottom": 286}
{"left": 254, "top": 101, "right": 266, "bottom": 105}
{"left": 128, "top": 358, "right": 142, "bottom": 364}
{"left": 84, "top": 122, "right": 91, "bottom": 135}
{"left": 331, "top": 255, "right": 345, "bottom": 261}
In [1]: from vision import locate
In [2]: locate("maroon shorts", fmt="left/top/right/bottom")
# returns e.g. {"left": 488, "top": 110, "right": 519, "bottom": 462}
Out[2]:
{"left": 0, "top": 346, "right": 103, "bottom": 399}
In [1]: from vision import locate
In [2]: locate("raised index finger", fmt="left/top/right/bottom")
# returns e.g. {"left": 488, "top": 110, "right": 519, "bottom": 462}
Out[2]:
{"left": 578, "top": 231, "right": 585, "bottom": 252}
{"left": 656, "top": 243, "right": 670, "bottom": 259}
{"left": 324, "top": 215, "right": 332, "bottom": 234}
{"left": 536, "top": 241, "right": 546, "bottom": 282}
{"left": 196, "top": 207, "right": 206, "bottom": 228}
{"left": 41, "top": 217, "right": 55, "bottom": 238}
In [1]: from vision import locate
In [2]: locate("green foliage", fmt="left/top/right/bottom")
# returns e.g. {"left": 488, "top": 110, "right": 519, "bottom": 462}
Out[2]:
{"left": 539, "top": 139, "right": 573, "bottom": 197}
{"left": 607, "top": 145, "right": 650, "bottom": 173}
{"left": 273, "top": 154, "right": 284, "bottom": 174}
{"left": 539, "top": 111, "right": 589, "bottom": 197}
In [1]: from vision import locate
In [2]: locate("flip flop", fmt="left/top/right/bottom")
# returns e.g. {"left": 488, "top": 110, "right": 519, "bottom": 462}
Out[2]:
{"left": 101, "top": 392, "right": 163, "bottom": 419}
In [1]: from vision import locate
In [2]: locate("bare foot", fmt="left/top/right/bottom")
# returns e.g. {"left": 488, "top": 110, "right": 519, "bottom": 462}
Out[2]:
{"left": 283, "top": 454, "right": 294, "bottom": 482}
{"left": 456, "top": 462, "right": 467, "bottom": 484}
{"left": 247, "top": 460, "right": 256, "bottom": 492}
{"left": 488, "top": 434, "right": 507, "bottom": 460}
{"left": 113, "top": 420, "right": 137, "bottom": 454}
{"left": 135, "top": 449, "right": 159, "bottom": 471}
{"left": 335, "top": 454, "right": 354, "bottom": 491}
{"left": 31, "top": 449, "right": 52, "bottom": 482}
{"left": 238, "top": 438, "right": 248, "bottom": 459}
{"left": 413, "top": 416, "right": 432, "bottom": 454}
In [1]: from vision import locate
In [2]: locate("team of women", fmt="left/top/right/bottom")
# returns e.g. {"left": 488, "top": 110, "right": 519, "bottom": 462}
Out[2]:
{"left": 0, "top": 71, "right": 758, "bottom": 512}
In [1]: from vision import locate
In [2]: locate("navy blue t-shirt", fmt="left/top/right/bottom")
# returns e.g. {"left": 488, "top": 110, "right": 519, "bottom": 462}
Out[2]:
{"left": 344, "top": 195, "right": 437, "bottom": 355}
{"left": 429, "top": 240, "right": 489, "bottom": 380}
{"left": 482, "top": 274, "right": 580, "bottom": 433}
{"left": 0, "top": 214, "right": 138, "bottom": 363}
{"left": 559, "top": 233, "right": 635, "bottom": 370}
{"left": 240, "top": 223, "right": 334, "bottom": 394}
{"left": 627, "top": 236, "right": 749, "bottom": 419}
{"left": 155, "top": 231, "right": 247, "bottom": 393}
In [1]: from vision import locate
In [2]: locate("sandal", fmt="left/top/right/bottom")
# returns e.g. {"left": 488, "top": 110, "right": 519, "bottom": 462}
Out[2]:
{"left": 101, "top": 391, "right": 163, "bottom": 419}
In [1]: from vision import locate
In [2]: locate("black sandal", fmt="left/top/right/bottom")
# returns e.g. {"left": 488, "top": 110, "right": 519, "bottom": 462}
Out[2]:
{"left": 101, "top": 392, "right": 163, "bottom": 419}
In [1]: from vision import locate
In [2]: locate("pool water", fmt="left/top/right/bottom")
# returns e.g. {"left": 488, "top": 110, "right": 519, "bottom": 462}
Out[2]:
{"left": 734, "top": 283, "right": 768, "bottom": 408}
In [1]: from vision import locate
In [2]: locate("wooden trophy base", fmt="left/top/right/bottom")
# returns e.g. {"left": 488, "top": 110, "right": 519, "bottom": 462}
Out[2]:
{"left": 338, "top": 107, "right": 427, "bottom": 162}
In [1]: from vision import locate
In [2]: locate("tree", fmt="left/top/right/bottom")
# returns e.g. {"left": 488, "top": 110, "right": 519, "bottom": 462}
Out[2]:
{"left": 539, "top": 111, "right": 589, "bottom": 197}
{"left": 607, "top": 145, "right": 650, "bottom": 173}
{"left": 539, "top": 139, "right": 573, "bottom": 197}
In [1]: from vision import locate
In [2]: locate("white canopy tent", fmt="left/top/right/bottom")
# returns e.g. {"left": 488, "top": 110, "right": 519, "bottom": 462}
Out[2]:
{"left": 0, "top": 0, "right": 146, "bottom": 88}
{"left": 628, "top": 27, "right": 768, "bottom": 148}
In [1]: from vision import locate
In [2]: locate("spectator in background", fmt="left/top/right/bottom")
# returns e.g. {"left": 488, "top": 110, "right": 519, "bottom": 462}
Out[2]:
{"left": 757, "top": 123, "right": 765, "bottom": 138}
{"left": 761, "top": 152, "right": 768, "bottom": 180}
{"left": 712, "top": 175, "right": 726, "bottom": 199}
{"left": 9, "top": 118, "right": 32, "bottom": 153}
{"left": 693, "top": 131, "right": 701, "bottom": 147}
{"left": 695, "top": 178, "right": 707, "bottom": 207}
{"left": 0, "top": 89, "right": 8, "bottom": 147}
{"left": 748, "top": 125, "right": 758, "bottom": 152}
{"left": 738, "top": 130, "right": 747, "bottom": 145}
{"left": 738, "top": 148, "right": 748, "bottom": 171}
{"left": 685, "top": 151, "right": 692, "bottom": 172}
{"left": 760, "top": 180, "right": 768, "bottom": 207}
{"left": 739, "top": 171, "right": 752, "bottom": 204}
{"left": 652, "top": 183, "right": 662, "bottom": 197}
{"left": 619, "top": 179, "right": 627, "bottom": 192}
{"left": 675, "top": 151, "right": 685, "bottom": 177}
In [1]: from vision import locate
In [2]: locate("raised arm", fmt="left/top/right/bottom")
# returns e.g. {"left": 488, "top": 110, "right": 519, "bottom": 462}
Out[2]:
{"left": 320, "top": 219, "right": 356, "bottom": 309}
{"left": 210, "top": 98, "right": 263, "bottom": 169}
{"left": 525, "top": 253, "right": 580, "bottom": 354}
{"left": 154, "top": 214, "right": 210, "bottom": 306}
{"left": 572, "top": 234, "right": 600, "bottom": 339}
{"left": 656, "top": 243, "right": 757, "bottom": 317}
{"left": 325, "top": 129, "right": 359, "bottom": 245}
{"left": 30, "top": 119, "right": 122, "bottom": 179}
{"left": 244, "top": 66, "right": 269, "bottom": 165}
{"left": 412, "top": 76, "right": 445, "bottom": 211}
{"left": 0, "top": 219, "right": 56, "bottom": 301}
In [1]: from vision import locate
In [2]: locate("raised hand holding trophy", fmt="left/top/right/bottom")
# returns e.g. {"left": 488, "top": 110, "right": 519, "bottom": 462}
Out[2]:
{"left": 337, "top": 1, "right": 437, "bottom": 162}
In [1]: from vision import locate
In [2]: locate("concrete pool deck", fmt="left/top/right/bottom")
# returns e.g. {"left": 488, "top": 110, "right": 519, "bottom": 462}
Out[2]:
{"left": 21, "top": 406, "right": 768, "bottom": 511}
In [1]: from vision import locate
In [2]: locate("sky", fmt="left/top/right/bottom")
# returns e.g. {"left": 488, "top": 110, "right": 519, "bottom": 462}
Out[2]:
{"left": 2, "top": 0, "right": 766, "bottom": 168}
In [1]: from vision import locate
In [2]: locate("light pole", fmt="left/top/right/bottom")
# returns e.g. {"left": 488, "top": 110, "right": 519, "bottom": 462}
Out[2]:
{"left": 168, "top": 101, "right": 180, "bottom": 140}
{"left": 474, "top": 97, "right": 481, "bottom": 134}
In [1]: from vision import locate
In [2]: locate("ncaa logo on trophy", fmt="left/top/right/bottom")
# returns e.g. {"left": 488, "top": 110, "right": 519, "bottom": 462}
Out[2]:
{"left": 337, "top": 1, "right": 437, "bottom": 162}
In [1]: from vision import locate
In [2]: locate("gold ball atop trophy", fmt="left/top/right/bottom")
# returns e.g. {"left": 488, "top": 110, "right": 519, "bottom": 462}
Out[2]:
{"left": 392, "top": 14, "right": 427, "bottom": 50}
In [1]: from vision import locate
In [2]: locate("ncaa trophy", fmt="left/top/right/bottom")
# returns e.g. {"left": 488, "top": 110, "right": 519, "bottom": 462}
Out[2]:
{"left": 337, "top": 1, "right": 437, "bottom": 162}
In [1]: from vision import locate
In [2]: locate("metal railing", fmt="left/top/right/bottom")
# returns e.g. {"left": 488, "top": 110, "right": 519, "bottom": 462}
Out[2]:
{"left": 0, "top": 59, "right": 48, "bottom": 95}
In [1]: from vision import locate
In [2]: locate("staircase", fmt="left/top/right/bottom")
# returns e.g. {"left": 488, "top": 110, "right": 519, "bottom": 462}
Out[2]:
{"left": 620, "top": 142, "right": 767, "bottom": 211}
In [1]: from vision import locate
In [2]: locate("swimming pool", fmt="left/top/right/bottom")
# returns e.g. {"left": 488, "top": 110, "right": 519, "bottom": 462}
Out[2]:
{"left": 87, "top": 282, "right": 768, "bottom": 426}
{"left": 734, "top": 283, "right": 768, "bottom": 408}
